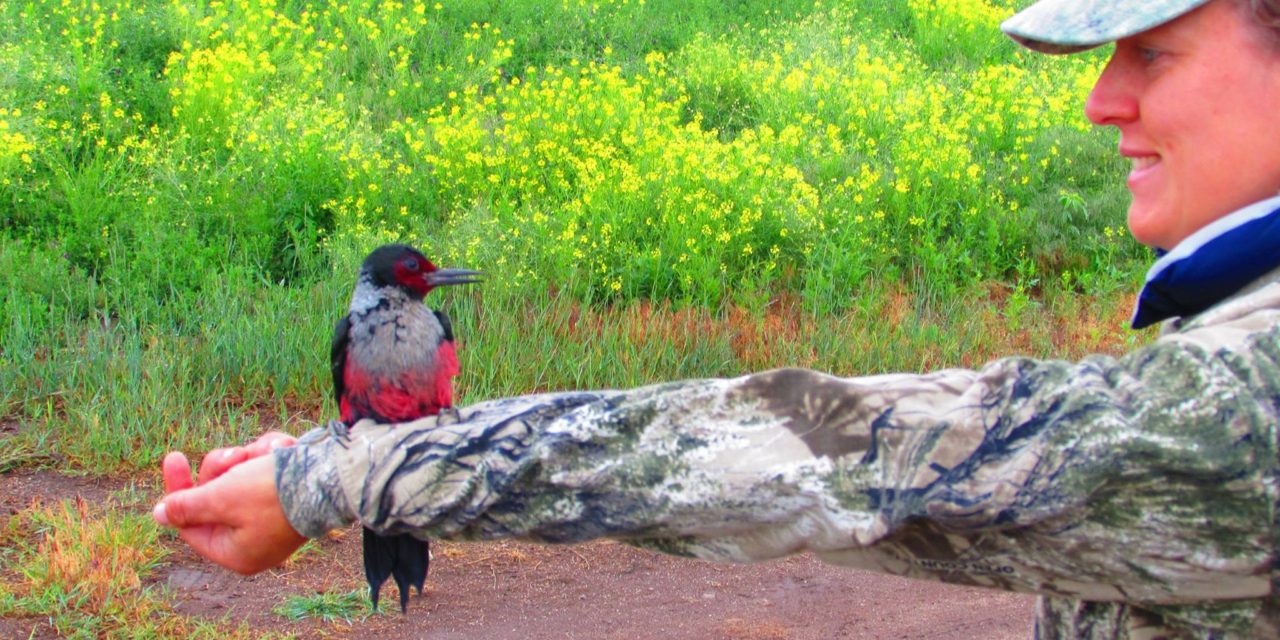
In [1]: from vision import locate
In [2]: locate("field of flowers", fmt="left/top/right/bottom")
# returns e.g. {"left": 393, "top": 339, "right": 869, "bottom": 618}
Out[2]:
{"left": 0, "top": 0, "right": 1142, "bottom": 468}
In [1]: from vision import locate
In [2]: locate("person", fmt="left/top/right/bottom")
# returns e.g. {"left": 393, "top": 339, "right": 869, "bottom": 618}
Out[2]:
{"left": 152, "top": 0, "right": 1280, "bottom": 636}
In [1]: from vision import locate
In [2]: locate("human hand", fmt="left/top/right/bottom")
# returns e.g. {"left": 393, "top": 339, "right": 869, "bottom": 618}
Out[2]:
{"left": 153, "top": 448, "right": 307, "bottom": 574}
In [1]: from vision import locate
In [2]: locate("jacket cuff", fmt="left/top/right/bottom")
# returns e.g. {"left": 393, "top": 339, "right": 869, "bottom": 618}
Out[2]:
{"left": 273, "top": 423, "right": 358, "bottom": 538}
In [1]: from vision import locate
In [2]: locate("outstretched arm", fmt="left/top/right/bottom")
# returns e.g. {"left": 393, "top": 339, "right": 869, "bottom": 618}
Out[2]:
{"left": 275, "top": 341, "right": 1277, "bottom": 607}
{"left": 156, "top": 309, "right": 1280, "bottom": 606}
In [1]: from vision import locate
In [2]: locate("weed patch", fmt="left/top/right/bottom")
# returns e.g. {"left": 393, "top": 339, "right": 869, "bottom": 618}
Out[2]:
{"left": 273, "top": 587, "right": 391, "bottom": 622}
{"left": 0, "top": 497, "right": 272, "bottom": 638}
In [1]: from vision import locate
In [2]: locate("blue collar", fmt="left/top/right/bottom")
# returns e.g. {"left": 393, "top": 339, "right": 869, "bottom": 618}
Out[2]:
{"left": 1132, "top": 195, "right": 1280, "bottom": 329}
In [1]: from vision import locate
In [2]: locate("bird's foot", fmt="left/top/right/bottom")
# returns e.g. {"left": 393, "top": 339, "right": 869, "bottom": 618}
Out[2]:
{"left": 436, "top": 406, "right": 463, "bottom": 426}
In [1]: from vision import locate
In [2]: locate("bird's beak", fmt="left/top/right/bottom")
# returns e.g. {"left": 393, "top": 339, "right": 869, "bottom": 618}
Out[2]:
{"left": 426, "top": 268, "right": 483, "bottom": 288}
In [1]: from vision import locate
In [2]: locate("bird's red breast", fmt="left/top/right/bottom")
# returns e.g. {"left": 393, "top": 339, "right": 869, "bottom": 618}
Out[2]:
{"left": 339, "top": 341, "right": 458, "bottom": 424}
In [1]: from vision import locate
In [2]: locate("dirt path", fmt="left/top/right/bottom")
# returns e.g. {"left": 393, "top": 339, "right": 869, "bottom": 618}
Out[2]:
{"left": 2, "top": 470, "right": 1036, "bottom": 639}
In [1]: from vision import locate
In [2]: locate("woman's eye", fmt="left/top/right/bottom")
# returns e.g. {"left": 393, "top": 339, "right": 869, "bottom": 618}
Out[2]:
{"left": 1139, "top": 47, "right": 1162, "bottom": 63}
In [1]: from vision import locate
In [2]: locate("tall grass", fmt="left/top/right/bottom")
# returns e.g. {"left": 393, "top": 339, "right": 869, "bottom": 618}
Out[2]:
{"left": 0, "top": 0, "right": 1144, "bottom": 471}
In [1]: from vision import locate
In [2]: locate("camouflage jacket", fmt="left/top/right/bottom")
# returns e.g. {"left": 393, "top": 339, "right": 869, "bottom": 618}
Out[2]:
{"left": 277, "top": 267, "right": 1280, "bottom": 639}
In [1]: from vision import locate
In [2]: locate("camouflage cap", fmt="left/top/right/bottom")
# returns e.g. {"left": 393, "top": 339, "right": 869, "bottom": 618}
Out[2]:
{"left": 1001, "top": 0, "right": 1213, "bottom": 54}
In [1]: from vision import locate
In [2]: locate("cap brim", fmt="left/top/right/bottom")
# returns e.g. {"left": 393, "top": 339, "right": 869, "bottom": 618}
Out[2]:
{"left": 1000, "top": 0, "right": 1211, "bottom": 54}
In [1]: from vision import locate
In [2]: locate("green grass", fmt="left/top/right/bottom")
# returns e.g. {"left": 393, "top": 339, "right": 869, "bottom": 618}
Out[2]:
{"left": 273, "top": 587, "right": 392, "bottom": 622}
{"left": 0, "top": 497, "right": 281, "bottom": 639}
{"left": 0, "top": 435, "right": 53, "bottom": 473}
{"left": 0, "top": 0, "right": 1147, "bottom": 472}
{"left": 0, "top": 2, "right": 1150, "bottom": 629}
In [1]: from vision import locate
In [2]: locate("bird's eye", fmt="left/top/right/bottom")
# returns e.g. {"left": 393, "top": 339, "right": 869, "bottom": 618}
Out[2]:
{"left": 403, "top": 258, "right": 420, "bottom": 272}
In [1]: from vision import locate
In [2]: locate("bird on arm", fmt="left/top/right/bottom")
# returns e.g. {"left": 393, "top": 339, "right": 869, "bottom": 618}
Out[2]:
{"left": 331, "top": 243, "right": 482, "bottom": 613}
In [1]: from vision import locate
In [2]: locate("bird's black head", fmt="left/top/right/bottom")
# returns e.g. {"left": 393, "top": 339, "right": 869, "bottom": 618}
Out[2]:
{"left": 361, "top": 244, "right": 482, "bottom": 300}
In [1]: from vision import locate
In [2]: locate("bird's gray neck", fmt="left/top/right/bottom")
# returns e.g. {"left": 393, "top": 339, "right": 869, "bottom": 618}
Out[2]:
{"left": 348, "top": 274, "right": 413, "bottom": 316}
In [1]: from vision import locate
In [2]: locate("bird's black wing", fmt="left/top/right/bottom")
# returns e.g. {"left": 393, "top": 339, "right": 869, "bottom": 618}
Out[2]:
{"left": 433, "top": 309, "right": 455, "bottom": 342}
{"left": 331, "top": 314, "right": 352, "bottom": 411}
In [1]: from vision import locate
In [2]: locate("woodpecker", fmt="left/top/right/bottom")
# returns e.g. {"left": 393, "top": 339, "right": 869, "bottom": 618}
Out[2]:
{"left": 331, "top": 243, "right": 481, "bottom": 613}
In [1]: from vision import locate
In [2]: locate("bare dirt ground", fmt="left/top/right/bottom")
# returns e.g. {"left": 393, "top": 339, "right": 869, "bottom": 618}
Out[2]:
{"left": 1, "top": 469, "right": 1036, "bottom": 639}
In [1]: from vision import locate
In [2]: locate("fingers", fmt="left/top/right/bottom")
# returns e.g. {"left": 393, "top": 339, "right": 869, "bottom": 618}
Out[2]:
{"left": 157, "top": 430, "right": 295, "bottom": 525}
{"left": 156, "top": 451, "right": 195, "bottom": 527}
{"left": 161, "top": 451, "right": 194, "bottom": 494}
{"left": 198, "top": 446, "right": 247, "bottom": 485}
{"left": 196, "top": 431, "right": 297, "bottom": 485}
{"left": 244, "top": 431, "right": 297, "bottom": 456}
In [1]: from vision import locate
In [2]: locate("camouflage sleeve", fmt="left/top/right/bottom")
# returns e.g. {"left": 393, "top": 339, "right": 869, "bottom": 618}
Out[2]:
{"left": 274, "top": 301, "right": 1280, "bottom": 609}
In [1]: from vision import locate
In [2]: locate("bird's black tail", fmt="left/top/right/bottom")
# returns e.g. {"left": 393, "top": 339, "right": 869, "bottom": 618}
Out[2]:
{"left": 363, "top": 527, "right": 430, "bottom": 613}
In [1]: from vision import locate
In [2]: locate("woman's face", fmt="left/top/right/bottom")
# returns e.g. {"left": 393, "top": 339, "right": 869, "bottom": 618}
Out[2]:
{"left": 1084, "top": 0, "right": 1280, "bottom": 250}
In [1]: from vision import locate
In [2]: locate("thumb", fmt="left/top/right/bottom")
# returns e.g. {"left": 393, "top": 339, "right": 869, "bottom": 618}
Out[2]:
{"left": 154, "top": 485, "right": 220, "bottom": 528}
